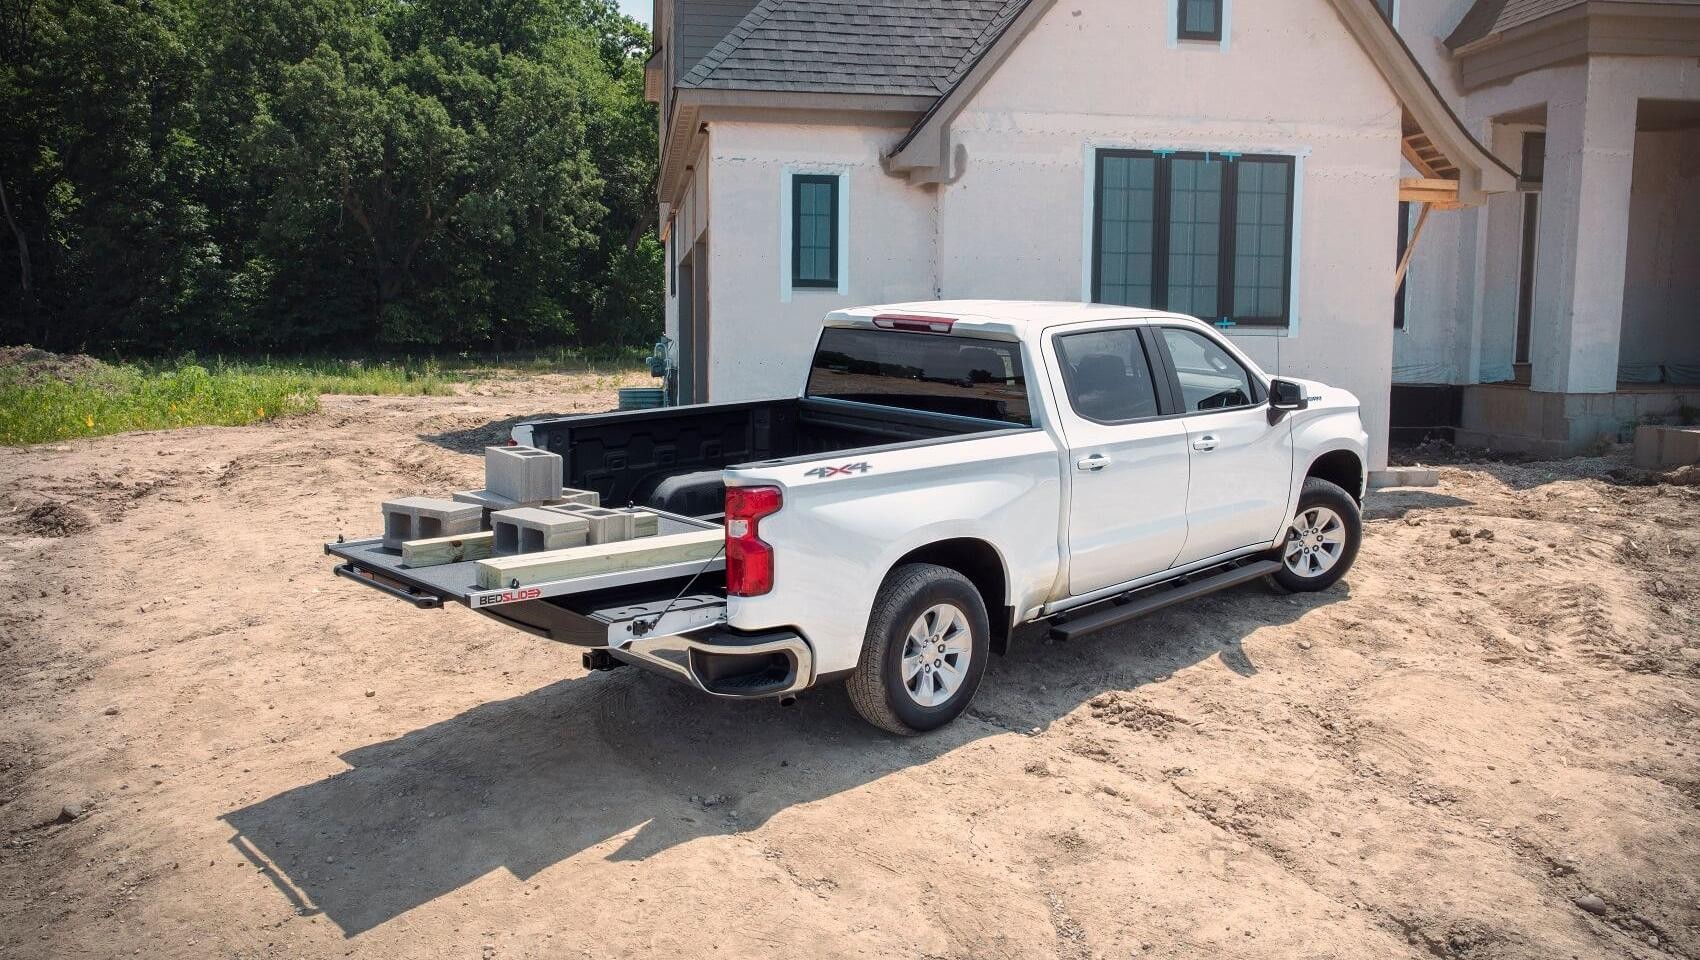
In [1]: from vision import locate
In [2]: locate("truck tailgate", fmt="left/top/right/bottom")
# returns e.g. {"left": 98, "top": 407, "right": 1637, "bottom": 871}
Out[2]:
{"left": 325, "top": 508, "right": 724, "bottom": 610}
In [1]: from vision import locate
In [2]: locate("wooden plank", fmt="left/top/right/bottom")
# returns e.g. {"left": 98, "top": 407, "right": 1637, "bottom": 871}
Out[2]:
{"left": 1401, "top": 139, "right": 1439, "bottom": 179}
{"left": 402, "top": 531, "right": 496, "bottom": 568}
{"left": 1394, "top": 202, "right": 1432, "bottom": 292}
{"left": 1398, "top": 178, "right": 1463, "bottom": 208}
{"left": 475, "top": 529, "right": 724, "bottom": 589}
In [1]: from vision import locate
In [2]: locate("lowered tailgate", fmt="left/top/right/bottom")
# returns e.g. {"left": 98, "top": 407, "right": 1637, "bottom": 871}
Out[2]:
{"left": 324, "top": 508, "right": 724, "bottom": 611}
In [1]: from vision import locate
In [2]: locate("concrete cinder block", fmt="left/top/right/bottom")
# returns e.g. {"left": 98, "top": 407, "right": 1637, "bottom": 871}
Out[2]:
{"left": 558, "top": 488, "right": 600, "bottom": 507}
{"left": 630, "top": 510, "right": 659, "bottom": 538}
{"left": 489, "top": 507, "right": 589, "bottom": 557}
{"left": 485, "top": 446, "right": 562, "bottom": 505}
{"left": 544, "top": 504, "right": 636, "bottom": 544}
{"left": 382, "top": 497, "right": 483, "bottom": 550}
{"left": 1634, "top": 425, "right": 1700, "bottom": 468}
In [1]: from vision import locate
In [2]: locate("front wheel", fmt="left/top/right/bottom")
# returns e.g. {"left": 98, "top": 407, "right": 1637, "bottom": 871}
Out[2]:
{"left": 1268, "top": 477, "right": 1362, "bottom": 593}
{"left": 846, "top": 563, "right": 990, "bottom": 736}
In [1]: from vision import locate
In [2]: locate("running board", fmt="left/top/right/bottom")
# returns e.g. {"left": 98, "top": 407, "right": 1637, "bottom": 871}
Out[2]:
{"left": 1048, "top": 559, "right": 1282, "bottom": 642}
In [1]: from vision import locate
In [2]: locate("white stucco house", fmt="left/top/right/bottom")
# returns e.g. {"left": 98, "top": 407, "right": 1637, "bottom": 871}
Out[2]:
{"left": 648, "top": 0, "right": 1695, "bottom": 470}
{"left": 1391, "top": 0, "right": 1700, "bottom": 455}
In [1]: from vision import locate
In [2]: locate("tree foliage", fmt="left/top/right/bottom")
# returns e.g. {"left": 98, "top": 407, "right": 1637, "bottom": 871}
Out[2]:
{"left": 0, "top": 0, "right": 660, "bottom": 353}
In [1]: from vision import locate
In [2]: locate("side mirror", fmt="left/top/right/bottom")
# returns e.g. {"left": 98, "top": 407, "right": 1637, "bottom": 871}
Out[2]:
{"left": 1267, "top": 378, "right": 1308, "bottom": 423}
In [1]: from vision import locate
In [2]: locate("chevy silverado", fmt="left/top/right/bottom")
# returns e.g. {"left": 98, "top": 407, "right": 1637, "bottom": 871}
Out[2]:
{"left": 328, "top": 300, "right": 1368, "bottom": 734}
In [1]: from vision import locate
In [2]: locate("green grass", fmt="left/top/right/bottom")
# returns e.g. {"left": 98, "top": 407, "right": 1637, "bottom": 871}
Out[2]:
{"left": 0, "top": 348, "right": 651, "bottom": 446}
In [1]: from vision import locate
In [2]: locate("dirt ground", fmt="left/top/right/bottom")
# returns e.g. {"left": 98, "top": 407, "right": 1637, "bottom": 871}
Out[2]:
{"left": 2, "top": 375, "right": 1697, "bottom": 960}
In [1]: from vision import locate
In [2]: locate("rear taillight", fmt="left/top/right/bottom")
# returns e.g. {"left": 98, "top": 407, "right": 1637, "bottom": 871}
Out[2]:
{"left": 725, "top": 485, "right": 782, "bottom": 597}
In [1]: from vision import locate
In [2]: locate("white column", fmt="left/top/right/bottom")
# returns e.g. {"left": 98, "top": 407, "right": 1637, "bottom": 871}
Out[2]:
{"left": 1529, "top": 62, "right": 1637, "bottom": 394}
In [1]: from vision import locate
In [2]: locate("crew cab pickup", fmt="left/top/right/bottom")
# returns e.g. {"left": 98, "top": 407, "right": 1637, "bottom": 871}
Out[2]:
{"left": 327, "top": 300, "right": 1368, "bottom": 734}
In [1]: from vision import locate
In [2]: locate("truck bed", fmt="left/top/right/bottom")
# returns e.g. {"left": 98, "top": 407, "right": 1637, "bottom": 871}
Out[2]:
{"left": 325, "top": 509, "right": 722, "bottom": 610}
{"left": 519, "top": 396, "right": 1021, "bottom": 515}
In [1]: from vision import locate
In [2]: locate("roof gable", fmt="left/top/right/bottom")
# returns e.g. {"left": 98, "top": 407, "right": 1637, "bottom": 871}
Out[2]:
{"left": 878, "top": 0, "right": 1515, "bottom": 204}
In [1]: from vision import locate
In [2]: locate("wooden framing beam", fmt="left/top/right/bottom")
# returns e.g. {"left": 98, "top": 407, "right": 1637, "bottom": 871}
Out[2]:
{"left": 1401, "top": 139, "right": 1439, "bottom": 179}
{"left": 1394, "top": 201, "right": 1433, "bottom": 292}
{"left": 1399, "top": 177, "right": 1463, "bottom": 209}
{"left": 475, "top": 529, "right": 723, "bottom": 589}
{"left": 402, "top": 531, "right": 495, "bottom": 568}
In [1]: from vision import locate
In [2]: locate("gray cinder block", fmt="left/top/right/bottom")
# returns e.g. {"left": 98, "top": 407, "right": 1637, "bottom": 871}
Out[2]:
{"left": 558, "top": 488, "right": 600, "bottom": 507}
{"left": 382, "top": 497, "right": 483, "bottom": 550}
{"left": 489, "top": 507, "right": 589, "bottom": 557}
{"left": 543, "top": 504, "right": 636, "bottom": 545}
{"left": 485, "top": 446, "right": 563, "bottom": 505}
{"left": 630, "top": 510, "right": 659, "bottom": 538}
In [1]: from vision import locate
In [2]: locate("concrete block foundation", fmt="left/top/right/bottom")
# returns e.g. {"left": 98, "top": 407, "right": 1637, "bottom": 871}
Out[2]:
{"left": 1632, "top": 425, "right": 1700, "bottom": 468}
{"left": 1457, "top": 384, "right": 1700, "bottom": 457}
{"left": 382, "top": 497, "right": 483, "bottom": 550}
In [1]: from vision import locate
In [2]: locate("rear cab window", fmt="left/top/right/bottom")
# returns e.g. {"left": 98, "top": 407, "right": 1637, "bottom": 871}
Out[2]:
{"left": 806, "top": 327, "right": 1033, "bottom": 425}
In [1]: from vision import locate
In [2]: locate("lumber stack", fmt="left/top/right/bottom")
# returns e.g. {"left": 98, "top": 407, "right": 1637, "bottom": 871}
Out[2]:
{"left": 474, "top": 530, "right": 723, "bottom": 589}
{"left": 391, "top": 445, "right": 687, "bottom": 582}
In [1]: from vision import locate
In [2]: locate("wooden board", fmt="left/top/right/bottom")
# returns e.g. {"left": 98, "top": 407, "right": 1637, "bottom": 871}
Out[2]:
{"left": 475, "top": 529, "right": 723, "bottom": 589}
{"left": 402, "top": 531, "right": 495, "bottom": 568}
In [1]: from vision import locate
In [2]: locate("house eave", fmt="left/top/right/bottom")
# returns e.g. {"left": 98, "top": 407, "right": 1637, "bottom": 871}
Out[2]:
{"left": 1451, "top": 3, "right": 1700, "bottom": 91}
{"left": 657, "top": 88, "right": 935, "bottom": 206}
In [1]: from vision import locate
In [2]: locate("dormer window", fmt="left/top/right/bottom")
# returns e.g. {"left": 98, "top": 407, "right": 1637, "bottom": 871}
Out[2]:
{"left": 1177, "top": 0, "right": 1224, "bottom": 41}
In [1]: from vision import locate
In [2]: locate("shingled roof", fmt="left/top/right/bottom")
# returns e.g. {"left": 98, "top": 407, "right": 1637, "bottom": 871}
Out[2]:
{"left": 681, "top": 0, "right": 1031, "bottom": 95}
{"left": 1445, "top": 0, "right": 1700, "bottom": 48}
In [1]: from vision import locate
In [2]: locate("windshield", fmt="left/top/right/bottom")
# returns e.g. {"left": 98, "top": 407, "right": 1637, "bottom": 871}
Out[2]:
{"left": 805, "top": 327, "right": 1032, "bottom": 426}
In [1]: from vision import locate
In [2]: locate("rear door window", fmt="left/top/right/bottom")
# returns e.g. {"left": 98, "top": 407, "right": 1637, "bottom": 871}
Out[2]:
{"left": 1054, "top": 328, "right": 1163, "bottom": 423}
{"left": 806, "top": 327, "right": 1032, "bottom": 425}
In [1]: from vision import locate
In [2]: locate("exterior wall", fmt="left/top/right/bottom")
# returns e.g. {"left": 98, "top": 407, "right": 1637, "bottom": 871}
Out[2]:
{"left": 662, "top": 138, "right": 712, "bottom": 368}
{"left": 1621, "top": 127, "right": 1700, "bottom": 370}
{"left": 701, "top": 122, "right": 937, "bottom": 402}
{"left": 935, "top": 0, "right": 1405, "bottom": 469}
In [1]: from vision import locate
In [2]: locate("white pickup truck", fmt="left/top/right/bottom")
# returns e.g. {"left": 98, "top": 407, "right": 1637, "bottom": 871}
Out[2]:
{"left": 328, "top": 300, "right": 1368, "bottom": 734}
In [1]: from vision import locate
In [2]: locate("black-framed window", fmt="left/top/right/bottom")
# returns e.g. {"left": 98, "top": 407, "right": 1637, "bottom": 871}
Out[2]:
{"left": 1394, "top": 201, "right": 1410, "bottom": 329}
{"left": 1514, "top": 131, "right": 1544, "bottom": 365}
{"left": 1093, "top": 150, "right": 1295, "bottom": 326}
{"left": 1054, "top": 328, "right": 1163, "bottom": 423}
{"left": 792, "top": 174, "right": 838, "bottom": 288}
{"left": 1177, "top": 0, "right": 1223, "bottom": 40}
{"left": 668, "top": 216, "right": 677, "bottom": 297}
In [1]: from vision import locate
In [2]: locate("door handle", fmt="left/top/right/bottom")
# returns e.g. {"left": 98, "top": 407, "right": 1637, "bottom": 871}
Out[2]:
{"left": 1076, "top": 453, "right": 1111, "bottom": 472}
{"left": 1191, "top": 435, "right": 1219, "bottom": 452}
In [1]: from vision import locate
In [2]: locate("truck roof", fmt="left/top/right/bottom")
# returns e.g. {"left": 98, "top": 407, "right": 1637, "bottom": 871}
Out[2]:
{"left": 825, "top": 300, "right": 1198, "bottom": 341}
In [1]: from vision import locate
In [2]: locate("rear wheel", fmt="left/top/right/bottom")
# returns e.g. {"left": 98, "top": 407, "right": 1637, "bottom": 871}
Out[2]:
{"left": 1269, "top": 477, "right": 1361, "bottom": 593}
{"left": 847, "top": 563, "right": 990, "bottom": 735}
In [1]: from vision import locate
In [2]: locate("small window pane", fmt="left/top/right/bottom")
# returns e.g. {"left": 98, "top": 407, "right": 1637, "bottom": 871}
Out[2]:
{"left": 1161, "top": 327, "right": 1256, "bottom": 412}
{"left": 1166, "top": 157, "right": 1221, "bottom": 319}
{"left": 1179, "top": 0, "right": 1221, "bottom": 38}
{"left": 1095, "top": 155, "right": 1157, "bottom": 308}
{"left": 1056, "top": 329, "right": 1162, "bottom": 422}
{"left": 1232, "top": 158, "right": 1291, "bottom": 322}
{"left": 793, "top": 175, "right": 838, "bottom": 287}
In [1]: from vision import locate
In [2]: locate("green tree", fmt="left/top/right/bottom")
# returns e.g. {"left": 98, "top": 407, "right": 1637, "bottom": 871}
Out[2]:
{"left": 0, "top": 0, "right": 661, "bottom": 354}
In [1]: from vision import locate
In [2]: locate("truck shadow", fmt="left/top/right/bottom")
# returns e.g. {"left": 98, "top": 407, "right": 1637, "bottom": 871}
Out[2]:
{"left": 223, "top": 580, "right": 1343, "bottom": 937}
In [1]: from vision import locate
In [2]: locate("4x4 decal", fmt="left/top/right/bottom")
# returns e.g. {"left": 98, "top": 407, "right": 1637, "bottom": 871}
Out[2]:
{"left": 805, "top": 462, "right": 872, "bottom": 480}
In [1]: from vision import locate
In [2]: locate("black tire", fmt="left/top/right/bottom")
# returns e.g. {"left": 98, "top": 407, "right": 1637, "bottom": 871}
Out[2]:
{"left": 846, "top": 563, "right": 990, "bottom": 736}
{"left": 1268, "top": 477, "right": 1362, "bottom": 593}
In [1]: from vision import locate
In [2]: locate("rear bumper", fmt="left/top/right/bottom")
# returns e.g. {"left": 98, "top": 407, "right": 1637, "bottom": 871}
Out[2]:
{"left": 612, "top": 625, "right": 814, "bottom": 699}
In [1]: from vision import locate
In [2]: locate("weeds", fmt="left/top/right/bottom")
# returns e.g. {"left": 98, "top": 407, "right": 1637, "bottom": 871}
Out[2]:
{"left": 0, "top": 348, "right": 649, "bottom": 445}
